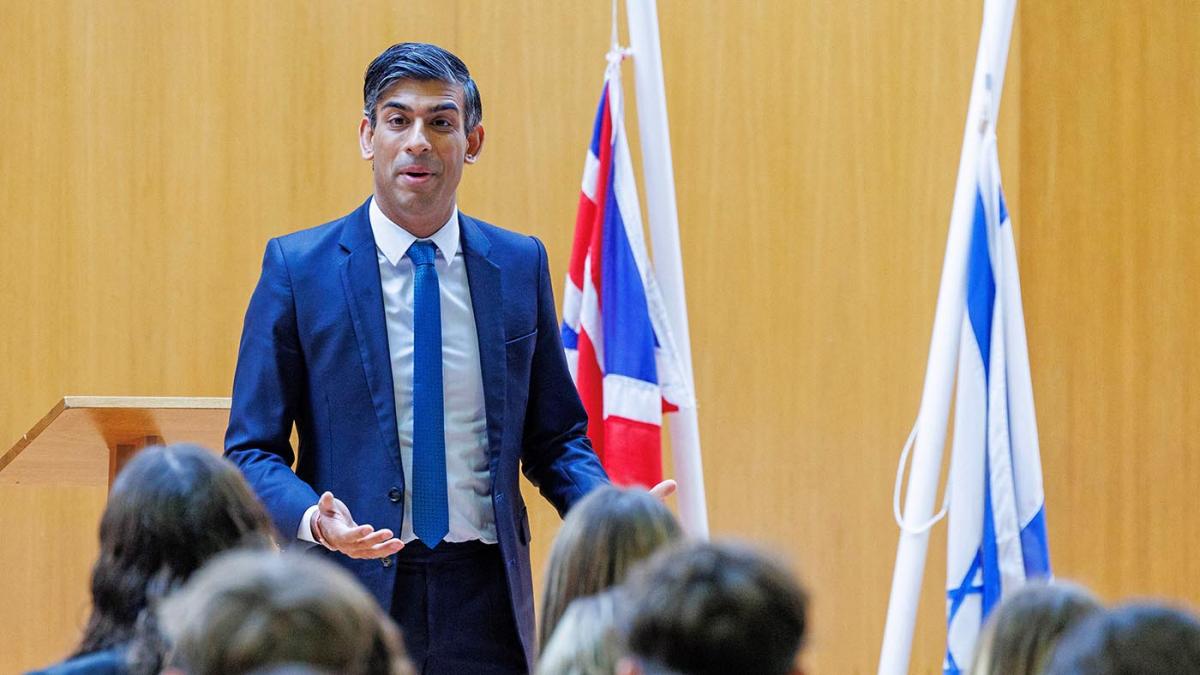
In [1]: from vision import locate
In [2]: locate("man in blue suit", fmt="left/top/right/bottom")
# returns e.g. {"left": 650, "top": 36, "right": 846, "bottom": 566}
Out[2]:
{"left": 226, "top": 43, "right": 619, "bottom": 674}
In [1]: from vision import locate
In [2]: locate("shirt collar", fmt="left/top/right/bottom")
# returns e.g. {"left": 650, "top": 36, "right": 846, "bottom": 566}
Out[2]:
{"left": 368, "top": 197, "right": 460, "bottom": 267}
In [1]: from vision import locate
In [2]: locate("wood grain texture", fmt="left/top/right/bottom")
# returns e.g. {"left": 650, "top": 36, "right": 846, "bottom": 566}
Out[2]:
{"left": 1020, "top": 0, "right": 1200, "bottom": 606}
{"left": 1, "top": 397, "right": 230, "bottom": 487}
{"left": 1, "top": 1, "right": 1195, "bottom": 673}
{"left": 0, "top": 484, "right": 108, "bottom": 671}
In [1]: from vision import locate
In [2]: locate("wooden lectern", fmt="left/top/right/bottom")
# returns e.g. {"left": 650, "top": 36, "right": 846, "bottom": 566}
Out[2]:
{"left": 0, "top": 396, "right": 231, "bottom": 673}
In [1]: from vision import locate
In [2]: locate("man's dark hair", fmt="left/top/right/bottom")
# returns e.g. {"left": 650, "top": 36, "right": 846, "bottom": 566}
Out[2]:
{"left": 363, "top": 42, "right": 482, "bottom": 132}
{"left": 1043, "top": 603, "right": 1200, "bottom": 674}
{"left": 623, "top": 541, "right": 808, "bottom": 675}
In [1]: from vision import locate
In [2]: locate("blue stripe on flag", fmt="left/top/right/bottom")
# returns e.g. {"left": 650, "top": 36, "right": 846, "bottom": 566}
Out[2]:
{"left": 600, "top": 163, "right": 659, "bottom": 384}
{"left": 561, "top": 323, "right": 579, "bottom": 350}
{"left": 998, "top": 189, "right": 1009, "bottom": 227}
{"left": 589, "top": 85, "right": 608, "bottom": 157}
{"left": 944, "top": 651, "right": 961, "bottom": 675}
{"left": 1020, "top": 507, "right": 1051, "bottom": 576}
{"left": 967, "top": 184, "right": 1003, "bottom": 618}
{"left": 966, "top": 189, "right": 995, "bottom": 378}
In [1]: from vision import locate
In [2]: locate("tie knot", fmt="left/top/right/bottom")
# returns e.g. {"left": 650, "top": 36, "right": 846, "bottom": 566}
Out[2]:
{"left": 407, "top": 240, "right": 437, "bottom": 266}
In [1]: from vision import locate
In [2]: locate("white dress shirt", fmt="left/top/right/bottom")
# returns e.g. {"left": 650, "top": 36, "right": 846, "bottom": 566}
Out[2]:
{"left": 299, "top": 197, "right": 496, "bottom": 545}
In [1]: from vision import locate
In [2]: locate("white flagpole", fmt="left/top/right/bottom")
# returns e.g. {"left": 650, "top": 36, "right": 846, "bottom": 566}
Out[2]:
{"left": 877, "top": 1, "right": 1017, "bottom": 672}
{"left": 625, "top": 0, "right": 709, "bottom": 539}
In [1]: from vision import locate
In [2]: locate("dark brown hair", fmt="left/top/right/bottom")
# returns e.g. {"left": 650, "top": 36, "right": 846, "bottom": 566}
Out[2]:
{"left": 623, "top": 541, "right": 808, "bottom": 675}
{"left": 1043, "top": 602, "right": 1200, "bottom": 675}
{"left": 74, "top": 444, "right": 277, "bottom": 660}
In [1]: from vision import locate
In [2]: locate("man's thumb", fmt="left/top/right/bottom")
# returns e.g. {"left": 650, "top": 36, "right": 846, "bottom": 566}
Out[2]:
{"left": 318, "top": 490, "right": 336, "bottom": 513}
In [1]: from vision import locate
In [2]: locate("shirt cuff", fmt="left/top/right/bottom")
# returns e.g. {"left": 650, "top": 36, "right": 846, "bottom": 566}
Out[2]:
{"left": 297, "top": 504, "right": 320, "bottom": 543}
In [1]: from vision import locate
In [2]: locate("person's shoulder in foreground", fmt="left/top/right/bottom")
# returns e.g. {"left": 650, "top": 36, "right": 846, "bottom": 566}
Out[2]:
{"left": 26, "top": 648, "right": 125, "bottom": 675}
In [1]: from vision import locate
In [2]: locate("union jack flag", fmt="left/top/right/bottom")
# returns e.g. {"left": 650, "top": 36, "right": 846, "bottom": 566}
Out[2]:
{"left": 560, "top": 57, "right": 694, "bottom": 487}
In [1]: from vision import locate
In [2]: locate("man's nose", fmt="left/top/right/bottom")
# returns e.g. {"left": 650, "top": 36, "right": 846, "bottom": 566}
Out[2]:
{"left": 404, "top": 120, "right": 432, "bottom": 154}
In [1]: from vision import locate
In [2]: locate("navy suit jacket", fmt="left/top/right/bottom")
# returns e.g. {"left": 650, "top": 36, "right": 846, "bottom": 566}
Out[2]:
{"left": 225, "top": 198, "right": 609, "bottom": 669}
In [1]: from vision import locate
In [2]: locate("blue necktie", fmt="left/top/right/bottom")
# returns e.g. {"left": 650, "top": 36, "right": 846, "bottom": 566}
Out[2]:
{"left": 407, "top": 240, "right": 448, "bottom": 546}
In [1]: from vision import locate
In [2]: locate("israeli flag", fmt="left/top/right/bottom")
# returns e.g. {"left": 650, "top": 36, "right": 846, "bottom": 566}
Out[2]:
{"left": 944, "top": 131, "right": 1051, "bottom": 674}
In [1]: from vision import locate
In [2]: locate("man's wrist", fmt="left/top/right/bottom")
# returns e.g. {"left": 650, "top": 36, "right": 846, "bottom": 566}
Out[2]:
{"left": 297, "top": 504, "right": 320, "bottom": 545}
{"left": 311, "top": 510, "right": 334, "bottom": 550}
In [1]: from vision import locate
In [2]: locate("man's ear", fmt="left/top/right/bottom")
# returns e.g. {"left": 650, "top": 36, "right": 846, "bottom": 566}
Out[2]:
{"left": 464, "top": 124, "right": 485, "bottom": 164}
{"left": 359, "top": 116, "right": 374, "bottom": 160}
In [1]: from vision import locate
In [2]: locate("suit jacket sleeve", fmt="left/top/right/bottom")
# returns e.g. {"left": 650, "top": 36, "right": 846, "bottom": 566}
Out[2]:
{"left": 519, "top": 236, "right": 610, "bottom": 515}
{"left": 224, "top": 238, "right": 320, "bottom": 538}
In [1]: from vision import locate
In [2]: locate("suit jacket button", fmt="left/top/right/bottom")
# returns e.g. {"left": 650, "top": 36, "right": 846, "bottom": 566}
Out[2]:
{"left": 381, "top": 556, "right": 393, "bottom": 568}
{"left": 388, "top": 487, "right": 402, "bottom": 503}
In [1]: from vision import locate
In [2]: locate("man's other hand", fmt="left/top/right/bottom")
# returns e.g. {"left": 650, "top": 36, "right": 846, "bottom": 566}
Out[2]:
{"left": 649, "top": 479, "right": 677, "bottom": 501}
{"left": 312, "top": 491, "right": 404, "bottom": 559}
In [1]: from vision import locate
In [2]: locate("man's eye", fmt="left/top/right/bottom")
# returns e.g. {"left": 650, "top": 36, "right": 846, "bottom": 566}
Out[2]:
{"left": 433, "top": 118, "right": 452, "bottom": 127}
{"left": 389, "top": 117, "right": 408, "bottom": 126}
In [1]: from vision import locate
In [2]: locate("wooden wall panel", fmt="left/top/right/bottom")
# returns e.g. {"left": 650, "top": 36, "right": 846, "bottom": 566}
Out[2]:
{"left": 1020, "top": 0, "right": 1200, "bottom": 606}
{"left": 2, "top": 1, "right": 1195, "bottom": 674}
{"left": 646, "top": 2, "right": 1008, "bottom": 671}
{"left": 0, "top": 485, "right": 107, "bottom": 669}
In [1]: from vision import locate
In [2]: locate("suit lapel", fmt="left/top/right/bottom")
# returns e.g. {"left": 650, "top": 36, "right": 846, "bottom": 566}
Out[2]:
{"left": 460, "top": 213, "right": 506, "bottom": 464}
{"left": 339, "top": 199, "right": 404, "bottom": 473}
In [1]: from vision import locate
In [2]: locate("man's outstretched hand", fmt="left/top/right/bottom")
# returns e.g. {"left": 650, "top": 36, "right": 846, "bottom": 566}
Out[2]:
{"left": 311, "top": 491, "right": 404, "bottom": 559}
{"left": 649, "top": 479, "right": 677, "bottom": 501}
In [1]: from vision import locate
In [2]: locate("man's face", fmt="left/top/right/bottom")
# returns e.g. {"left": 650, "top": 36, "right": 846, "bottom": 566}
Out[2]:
{"left": 359, "top": 78, "right": 484, "bottom": 234}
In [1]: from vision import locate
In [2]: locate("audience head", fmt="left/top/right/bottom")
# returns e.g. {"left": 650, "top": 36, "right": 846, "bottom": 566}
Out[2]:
{"left": 620, "top": 540, "right": 808, "bottom": 675}
{"left": 539, "top": 485, "right": 682, "bottom": 647}
{"left": 1042, "top": 602, "right": 1200, "bottom": 675}
{"left": 159, "top": 549, "right": 414, "bottom": 675}
{"left": 75, "top": 444, "right": 276, "bottom": 657}
{"left": 536, "top": 589, "right": 628, "bottom": 675}
{"left": 968, "top": 580, "right": 1101, "bottom": 675}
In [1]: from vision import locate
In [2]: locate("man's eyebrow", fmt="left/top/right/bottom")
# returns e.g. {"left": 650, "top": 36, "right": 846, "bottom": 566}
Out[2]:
{"left": 380, "top": 101, "right": 461, "bottom": 114}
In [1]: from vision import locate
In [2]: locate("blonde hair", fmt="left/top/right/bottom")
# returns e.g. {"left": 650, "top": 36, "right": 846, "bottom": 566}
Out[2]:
{"left": 538, "top": 486, "right": 681, "bottom": 648}
{"left": 536, "top": 590, "right": 626, "bottom": 675}
{"left": 969, "top": 580, "right": 1101, "bottom": 675}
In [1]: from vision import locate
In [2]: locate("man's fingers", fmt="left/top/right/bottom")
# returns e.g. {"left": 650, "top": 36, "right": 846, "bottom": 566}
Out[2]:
{"left": 314, "top": 495, "right": 400, "bottom": 559}
{"left": 326, "top": 523, "right": 374, "bottom": 545}
{"left": 369, "top": 538, "right": 404, "bottom": 556}
{"left": 649, "top": 479, "right": 677, "bottom": 500}
{"left": 354, "top": 528, "right": 396, "bottom": 547}
{"left": 344, "top": 537, "right": 404, "bottom": 559}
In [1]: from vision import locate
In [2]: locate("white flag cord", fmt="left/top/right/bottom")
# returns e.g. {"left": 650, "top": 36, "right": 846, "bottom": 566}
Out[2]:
{"left": 625, "top": 0, "right": 710, "bottom": 538}
{"left": 877, "top": 1, "right": 1017, "bottom": 673}
{"left": 893, "top": 419, "right": 951, "bottom": 535}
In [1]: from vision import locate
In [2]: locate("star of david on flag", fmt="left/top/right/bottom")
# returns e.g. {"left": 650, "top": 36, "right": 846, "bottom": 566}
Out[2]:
{"left": 944, "top": 132, "right": 1051, "bottom": 674}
